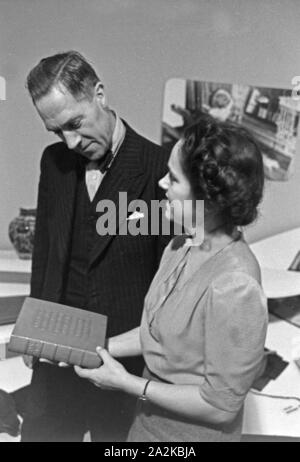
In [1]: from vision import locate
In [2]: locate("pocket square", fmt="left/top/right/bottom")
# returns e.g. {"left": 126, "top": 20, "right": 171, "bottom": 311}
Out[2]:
{"left": 126, "top": 211, "right": 145, "bottom": 221}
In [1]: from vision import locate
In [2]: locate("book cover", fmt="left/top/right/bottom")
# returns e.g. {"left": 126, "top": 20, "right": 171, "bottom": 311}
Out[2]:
{"left": 8, "top": 297, "right": 107, "bottom": 368}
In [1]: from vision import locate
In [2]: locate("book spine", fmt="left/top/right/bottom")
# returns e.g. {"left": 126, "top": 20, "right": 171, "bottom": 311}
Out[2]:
{"left": 8, "top": 335, "right": 102, "bottom": 369}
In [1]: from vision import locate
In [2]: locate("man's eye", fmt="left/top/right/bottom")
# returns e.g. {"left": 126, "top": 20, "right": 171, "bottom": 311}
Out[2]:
{"left": 70, "top": 121, "right": 81, "bottom": 130}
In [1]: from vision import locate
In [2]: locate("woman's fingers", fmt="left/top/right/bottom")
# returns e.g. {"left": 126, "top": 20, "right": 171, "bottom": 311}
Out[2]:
{"left": 96, "top": 347, "right": 112, "bottom": 363}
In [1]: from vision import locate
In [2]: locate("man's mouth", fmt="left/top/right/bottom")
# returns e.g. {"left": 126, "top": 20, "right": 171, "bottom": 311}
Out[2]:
{"left": 82, "top": 142, "right": 92, "bottom": 151}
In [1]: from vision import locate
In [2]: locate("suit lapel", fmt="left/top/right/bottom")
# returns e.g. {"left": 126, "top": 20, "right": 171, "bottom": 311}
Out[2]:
{"left": 52, "top": 153, "right": 78, "bottom": 266}
{"left": 89, "top": 125, "right": 147, "bottom": 267}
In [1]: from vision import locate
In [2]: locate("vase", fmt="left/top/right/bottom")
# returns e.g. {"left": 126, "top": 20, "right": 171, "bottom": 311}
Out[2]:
{"left": 8, "top": 208, "right": 36, "bottom": 259}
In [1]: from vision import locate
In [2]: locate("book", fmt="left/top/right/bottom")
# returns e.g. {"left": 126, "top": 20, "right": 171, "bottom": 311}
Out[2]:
{"left": 8, "top": 297, "right": 107, "bottom": 368}
{"left": 252, "top": 348, "right": 288, "bottom": 391}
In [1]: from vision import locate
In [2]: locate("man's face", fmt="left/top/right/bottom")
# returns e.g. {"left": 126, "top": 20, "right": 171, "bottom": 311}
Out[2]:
{"left": 35, "top": 83, "right": 115, "bottom": 161}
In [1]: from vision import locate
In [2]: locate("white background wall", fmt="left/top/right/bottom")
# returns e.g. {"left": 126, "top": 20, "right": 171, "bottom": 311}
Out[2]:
{"left": 1, "top": 0, "right": 300, "bottom": 249}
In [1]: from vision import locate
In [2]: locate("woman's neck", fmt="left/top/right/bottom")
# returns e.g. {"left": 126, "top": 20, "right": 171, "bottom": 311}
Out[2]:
{"left": 187, "top": 213, "right": 239, "bottom": 250}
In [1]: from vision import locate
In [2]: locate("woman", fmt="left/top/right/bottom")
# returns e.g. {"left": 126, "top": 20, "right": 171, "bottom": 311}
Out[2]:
{"left": 75, "top": 115, "right": 268, "bottom": 442}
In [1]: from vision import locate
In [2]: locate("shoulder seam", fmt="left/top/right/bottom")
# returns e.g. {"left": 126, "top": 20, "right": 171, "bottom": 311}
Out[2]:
{"left": 210, "top": 270, "right": 262, "bottom": 291}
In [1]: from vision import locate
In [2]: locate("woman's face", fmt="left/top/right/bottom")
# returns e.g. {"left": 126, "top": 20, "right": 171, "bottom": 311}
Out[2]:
{"left": 159, "top": 140, "right": 195, "bottom": 228}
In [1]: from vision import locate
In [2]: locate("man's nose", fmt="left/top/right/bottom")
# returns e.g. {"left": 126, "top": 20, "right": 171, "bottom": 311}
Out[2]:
{"left": 63, "top": 131, "right": 81, "bottom": 150}
{"left": 158, "top": 173, "right": 169, "bottom": 190}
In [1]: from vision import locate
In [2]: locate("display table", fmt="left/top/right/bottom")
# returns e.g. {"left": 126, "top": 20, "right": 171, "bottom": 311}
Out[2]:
{"left": 0, "top": 250, "right": 31, "bottom": 283}
{"left": 259, "top": 267, "right": 300, "bottom": 299}
{"left": 0, "top": 314, "right": 299, "bottom": 440}
{"left": 0, "top": 250, "right": 30, "bottom": 327}
{"left": 250, "top": 227, "right": 300, "bottom": 299}
{"left": 0, "top": 244, "right": 300, "bottom": 440}
{"left": 0, "top": 355, "right": 32, "bottom": 393}
{"left": 250, "top": 228, "right": 300, "bottom": 270}
{"left": 0, "top": 323, "right": 14, "bottom": 360}
{"left": 243, "top": 314, "right": 300, "bottom": 438}
{"left": 0, "top": 356, "right": 32, "bottom": 443}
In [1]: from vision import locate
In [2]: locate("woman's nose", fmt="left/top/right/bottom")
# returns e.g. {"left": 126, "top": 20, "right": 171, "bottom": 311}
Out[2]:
{"left": 159, "top": 173, "right": 169, "bottom": 191}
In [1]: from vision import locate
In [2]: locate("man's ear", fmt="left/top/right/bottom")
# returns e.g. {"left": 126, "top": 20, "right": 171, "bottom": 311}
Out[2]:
{"left": 94, "top": 81, "right": 107, "bottom": 107}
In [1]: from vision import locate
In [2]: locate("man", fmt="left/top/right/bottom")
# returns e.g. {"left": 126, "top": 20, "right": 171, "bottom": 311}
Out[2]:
{"left": 21, "top": 51, "right": 170, "bottom": 442}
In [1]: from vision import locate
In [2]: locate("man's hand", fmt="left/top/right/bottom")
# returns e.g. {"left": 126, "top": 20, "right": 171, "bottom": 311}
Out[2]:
{"left": 22, "top": 355, "right": 37, "bottom": 369}
{"left": 74, "top": 347, "right": 130, "bottom": 391}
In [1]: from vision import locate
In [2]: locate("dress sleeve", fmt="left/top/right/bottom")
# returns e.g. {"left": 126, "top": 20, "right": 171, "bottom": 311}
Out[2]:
{"left": 199, "top": 271, "right": 268, "bottom": 413}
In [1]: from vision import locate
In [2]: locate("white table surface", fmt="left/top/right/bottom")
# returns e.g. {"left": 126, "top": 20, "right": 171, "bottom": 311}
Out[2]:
{"left": 0, "top": 251, "right": 31, "bottom": 394}
{"left": 0, "top": 240, "right": 299, "bottom": 438}
{"left": 250, "top": 228, "right": 300, "bottom": 270}
{"left": 0, "top": 282, "right": 30, "bottom": 298}
{"left": 260, "top": 267, "right": 300, "bottom": 299}
{"left": 0, "top": 356, "right": 32, "bottom": 393}
{"left": 250, "top": 227, "right": 300, "bottom": 299}
{"left": 0, "top": 250, "right": 31, "bottom": 274}
{"left": 0, "top": 315, "right": 299, "bottom": 438}
{"left": 0, "top": 323, "right": 14, "bottom": 344}
{"left": 242, "top": 314, "right": 300, "bottom": 437}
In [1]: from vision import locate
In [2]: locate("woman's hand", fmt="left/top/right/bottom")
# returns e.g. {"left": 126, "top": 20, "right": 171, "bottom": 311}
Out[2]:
{"left": 74, "top": 347, "right": 130, "bottom": 392}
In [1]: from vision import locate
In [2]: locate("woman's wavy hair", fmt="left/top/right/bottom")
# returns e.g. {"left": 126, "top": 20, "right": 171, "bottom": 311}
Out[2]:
{"left": 180, "top": 113, "right": 264, "bottom": 227}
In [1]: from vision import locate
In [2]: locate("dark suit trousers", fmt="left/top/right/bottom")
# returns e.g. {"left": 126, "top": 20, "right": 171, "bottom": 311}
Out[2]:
{"left": 21, "top": 362, "right": 138, "bottom": 442}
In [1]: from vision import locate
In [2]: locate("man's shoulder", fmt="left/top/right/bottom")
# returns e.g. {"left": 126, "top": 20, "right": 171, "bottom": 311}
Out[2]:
{"left": 41, "top": 142, "right": 77, "bottom": 167}
{"left": 124, "top": 123, "right": 170, "bottom": 168}
{"left": 43, "top": 141, "right": 71, "bottom": 157}
{"left": 126, "top": 123, "right": 167, "bottom": 151}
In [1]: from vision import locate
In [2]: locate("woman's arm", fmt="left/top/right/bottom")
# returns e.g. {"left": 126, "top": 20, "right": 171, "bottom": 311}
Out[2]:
{"left": 107, "top": 327, "right": 142, "bottom": 358}
{"left": 75, "top": 348, "right": 236, "bottom": 426}
{"left": 123, "top": 371, "right": 236, "bottom": 425}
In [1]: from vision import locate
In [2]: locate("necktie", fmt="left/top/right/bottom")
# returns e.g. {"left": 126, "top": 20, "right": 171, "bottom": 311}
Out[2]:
{"left": 85, "top": 150, "right": 114, "bottom": 201}
{"left": 98, "top": 149, "right": 113, "bottom": 174}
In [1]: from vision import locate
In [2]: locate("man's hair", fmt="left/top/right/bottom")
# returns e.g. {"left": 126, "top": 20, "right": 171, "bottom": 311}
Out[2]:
{"left": 26, "top": 51, "right": 101, "bottom": 102}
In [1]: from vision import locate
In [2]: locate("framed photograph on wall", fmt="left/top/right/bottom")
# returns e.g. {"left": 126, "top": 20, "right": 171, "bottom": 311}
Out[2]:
{"left": 162, "top": 79, "right": 300, "bottom": 181}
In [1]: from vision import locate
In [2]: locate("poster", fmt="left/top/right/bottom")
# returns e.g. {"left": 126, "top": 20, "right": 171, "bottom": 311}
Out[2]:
{"left": 162, "top": 79, "right": 300, "bottom": 181}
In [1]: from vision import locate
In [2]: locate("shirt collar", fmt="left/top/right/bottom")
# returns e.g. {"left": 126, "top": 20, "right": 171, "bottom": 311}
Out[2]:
{"left": 111, "top": 111, "right": 126, "bottom": 155}
{"left": 82, "top": 112, "right": 125, "bottom": 172}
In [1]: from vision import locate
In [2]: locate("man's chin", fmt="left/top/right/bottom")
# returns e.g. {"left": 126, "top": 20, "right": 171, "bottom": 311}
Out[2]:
{"left": 76, "top": 145, "right": 105, "bottom": 161}
{"left": 78, "top": 150, "right": 99, "bottom": 161}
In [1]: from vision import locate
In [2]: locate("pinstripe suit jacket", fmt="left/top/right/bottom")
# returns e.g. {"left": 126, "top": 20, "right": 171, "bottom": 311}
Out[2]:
{"left": 30, "top": 123, "right": 170, "bottom": 338}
